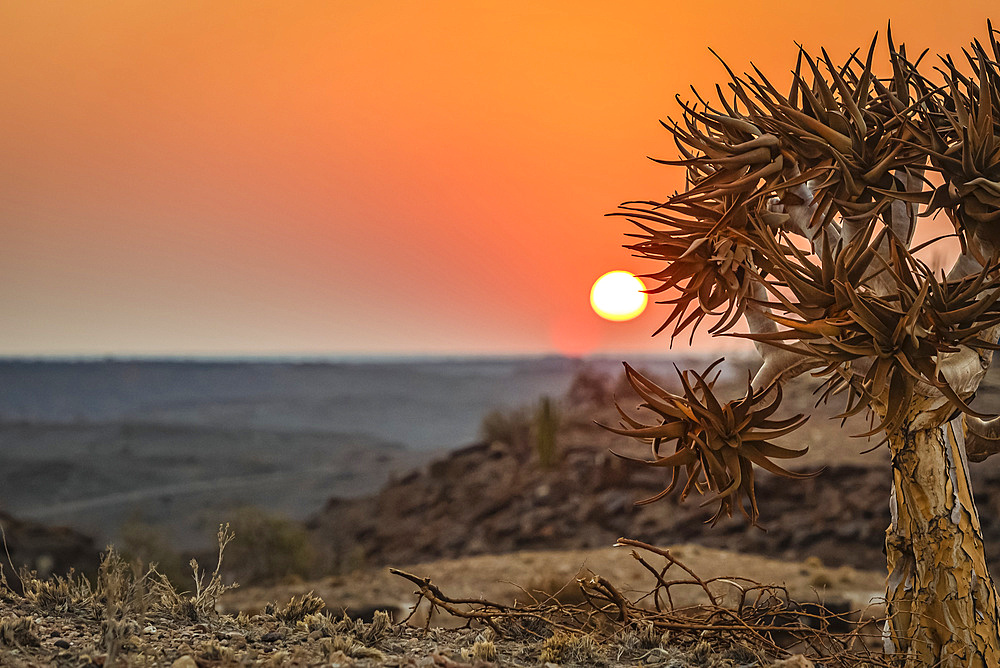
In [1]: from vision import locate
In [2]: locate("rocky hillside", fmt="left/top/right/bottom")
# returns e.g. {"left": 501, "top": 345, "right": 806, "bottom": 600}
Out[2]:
{"left": 308, "top": 411, "right": 1000, "bottom": 574}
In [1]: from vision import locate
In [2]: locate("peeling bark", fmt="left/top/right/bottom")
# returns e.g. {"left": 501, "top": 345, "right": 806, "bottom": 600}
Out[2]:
{"left": 884, "top": 413, "right": 1000, "bottom": 667}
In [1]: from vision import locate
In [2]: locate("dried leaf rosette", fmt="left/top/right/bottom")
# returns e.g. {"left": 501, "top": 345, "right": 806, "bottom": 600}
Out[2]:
{"left": 617, "top": 198, "right": 756, "bottom": 340}
{"left": 712, "top": 34, "right": 925, "bottom": 230}
{"left": 599, "top": 361, "right": 814, "bottom": 526}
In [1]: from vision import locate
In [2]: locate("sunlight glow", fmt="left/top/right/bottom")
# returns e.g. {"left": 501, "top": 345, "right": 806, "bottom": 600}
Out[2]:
{"left": 590, "top": 271, "right": 648, "bottom": 322}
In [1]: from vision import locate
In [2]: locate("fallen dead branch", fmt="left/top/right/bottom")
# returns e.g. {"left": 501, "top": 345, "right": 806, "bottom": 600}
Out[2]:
{"left": 392, "top": 537, "right": 899, "bottom": 667}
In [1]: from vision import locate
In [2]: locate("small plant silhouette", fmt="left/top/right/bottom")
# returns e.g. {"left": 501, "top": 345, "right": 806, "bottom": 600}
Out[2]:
{"left": 534, "top": 396, "right": 560, "bottom": 469}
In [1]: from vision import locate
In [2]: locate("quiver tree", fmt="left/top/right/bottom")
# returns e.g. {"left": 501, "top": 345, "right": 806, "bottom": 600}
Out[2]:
{"left": 607, "top": 25, "right": 1000, "bottom": 667}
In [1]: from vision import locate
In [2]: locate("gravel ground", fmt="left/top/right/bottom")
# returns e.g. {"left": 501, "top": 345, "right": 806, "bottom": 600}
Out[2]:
{"left": 0, "top": 542, "right": 884, "bottom": 667}
{"left": 0, "top": 598, "right": 822, "bottom": 667}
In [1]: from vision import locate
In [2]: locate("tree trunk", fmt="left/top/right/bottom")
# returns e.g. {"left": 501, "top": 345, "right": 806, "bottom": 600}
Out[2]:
{"left": 884, "top": 414, "right": 1000, "bottom": 666}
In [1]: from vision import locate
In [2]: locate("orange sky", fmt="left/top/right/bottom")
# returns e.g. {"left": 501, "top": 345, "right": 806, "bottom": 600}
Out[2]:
{"left": 0, "top": 2, "right": 995, "bottom": 357}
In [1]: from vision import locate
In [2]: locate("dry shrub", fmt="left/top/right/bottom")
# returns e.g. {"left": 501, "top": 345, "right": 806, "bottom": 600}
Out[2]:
{"left": 479, "top": 407, "right": 531, "bottom": 451}
{"left": 480, "top": 397, "right": 561, "bottom": 467}
{"left": 614, "top": 620, "right": 666, "bottom": 655}
{"left": 297, "top": 608, "right": 392, "bottom": 657}
{"left": 92, "top": 525, "right": 236, "bottom": 663}
{"left": 224, "top": 507, "right": 315, "bottom": 585}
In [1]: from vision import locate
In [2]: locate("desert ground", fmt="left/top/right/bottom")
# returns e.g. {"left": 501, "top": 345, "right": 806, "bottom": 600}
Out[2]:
{"left": 3, "top": 354, "right": 998, "bottom": 665}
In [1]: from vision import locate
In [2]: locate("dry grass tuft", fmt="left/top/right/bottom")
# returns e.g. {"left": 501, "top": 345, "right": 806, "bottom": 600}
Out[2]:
{"left": 470, "top": 634, "right": 498, "bottom": 662}
{"left": 276, "top": 591, "right": 326, "bottom": 623}
{"left": 319, "top": 633, "right": 385, "bottom": 660}
{"left": 0, "top": 616, "right": 38, "bottom": 648}
{"left": 21, "top": 569, "right": 90, "bottom": 613}
{"left": 539, "top": 631, "right": 604, "bottom": 664}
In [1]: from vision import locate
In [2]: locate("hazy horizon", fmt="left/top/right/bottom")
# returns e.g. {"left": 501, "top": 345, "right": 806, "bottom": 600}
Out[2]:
{"left": 0, "top": 347, "right": 754, "bottom": 363}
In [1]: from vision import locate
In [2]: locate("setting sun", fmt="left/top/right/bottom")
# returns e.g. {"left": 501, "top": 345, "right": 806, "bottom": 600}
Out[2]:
{"left": 590, "top": 271, "right": 648, "bottom": 322}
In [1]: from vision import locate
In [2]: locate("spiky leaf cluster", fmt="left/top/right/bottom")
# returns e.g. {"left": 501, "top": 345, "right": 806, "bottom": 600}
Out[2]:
{"left": 619, "top": 199, "right": 754, "bottom": 340}
{"left": 620, "top": 25, "right": 1000, "bottom": 339}
{"left": 601, "top": 362, "right": 813, "bottom": 526}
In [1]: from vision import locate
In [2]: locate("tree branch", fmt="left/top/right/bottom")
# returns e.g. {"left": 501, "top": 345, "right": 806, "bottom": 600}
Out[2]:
{"left": 743, "top": 282, "right": 821, "bottom": 391}
{"left": 764, "top": 168, "right": 842, "bottom": 252}
{"left": 888, "top": 168, "right": 921, "bottom": 248}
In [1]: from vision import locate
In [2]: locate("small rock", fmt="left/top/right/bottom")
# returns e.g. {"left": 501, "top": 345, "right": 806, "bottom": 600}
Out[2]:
{"left": 261, "top": 630, "right": 282, "bottom": 643}
{"left": 143, "top": 625, "right": 156, "bottom": 634}
{"left": 171, "top": 657, "right": 198, "bottom": 668}
{"left": 54, "top": 639, "right": 70, "bottom": 649}
{"left": 49, "top": 630, "right": 61, "bottom": 638}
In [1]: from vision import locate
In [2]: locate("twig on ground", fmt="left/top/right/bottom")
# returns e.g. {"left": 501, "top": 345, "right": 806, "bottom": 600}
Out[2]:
{"left": 390, "top": 537, "right": 900, "bottom": 667}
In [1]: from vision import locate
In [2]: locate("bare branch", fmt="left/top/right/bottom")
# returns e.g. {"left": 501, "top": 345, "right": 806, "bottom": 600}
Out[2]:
{"left": 742, "top": 282, "right": 821, "bottom": 391}
{"left": 764, "top": 171, "right": 843, "bottom": 253}
{"left": 765, "top": 172, "right": 818, "bottom": 239}
{"left": 906, "top": 322, "right": 1000, "bottom": 432}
